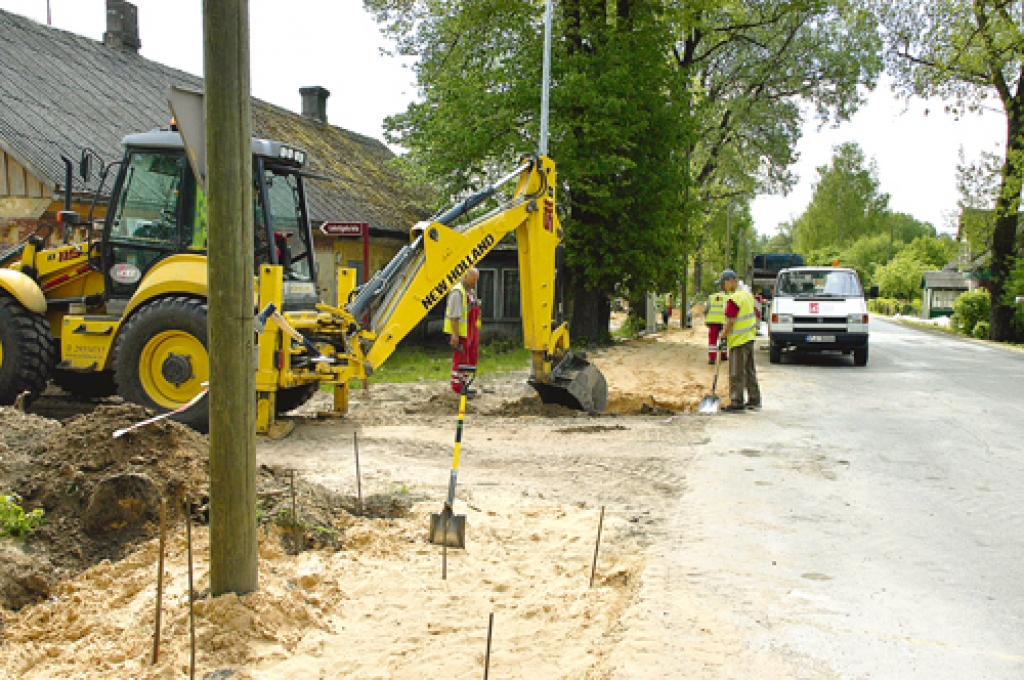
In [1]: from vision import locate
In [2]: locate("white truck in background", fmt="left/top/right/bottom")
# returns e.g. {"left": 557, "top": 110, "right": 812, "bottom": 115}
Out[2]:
{"left": 767, "top": 266, "right": 878, "bottom": 366}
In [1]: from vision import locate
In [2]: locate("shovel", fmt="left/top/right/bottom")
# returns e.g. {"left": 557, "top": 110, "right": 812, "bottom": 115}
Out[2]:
{"left": 429, "top": 366, "right": 476, "bottom": 548}
{"left": 698, "top": 341, "right": 725, "bottom": 415}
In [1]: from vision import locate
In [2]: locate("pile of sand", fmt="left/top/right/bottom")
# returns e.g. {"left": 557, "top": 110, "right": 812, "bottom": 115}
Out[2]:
{"left": 592, "top": 327, "right": 715, "bottom": 414}
{"left": 0, "top": 496, "right": 640, "bottom": 679}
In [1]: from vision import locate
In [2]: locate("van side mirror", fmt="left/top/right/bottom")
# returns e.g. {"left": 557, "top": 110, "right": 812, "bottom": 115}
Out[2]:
{"left": 868, "top": 285, "right": 879, "bottom": 299}
{"left": 762, "top": 286, "right": 770, "bottom": 297}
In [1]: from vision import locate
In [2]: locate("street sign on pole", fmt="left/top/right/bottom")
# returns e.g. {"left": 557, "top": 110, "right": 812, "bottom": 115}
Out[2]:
{"left": 319, "top": 222, "right": 367, "bottom": 237}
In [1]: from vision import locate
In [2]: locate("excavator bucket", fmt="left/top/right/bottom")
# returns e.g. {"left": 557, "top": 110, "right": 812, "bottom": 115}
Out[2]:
{"left": 529, "top": 351, "right": 608, "bottom": 413}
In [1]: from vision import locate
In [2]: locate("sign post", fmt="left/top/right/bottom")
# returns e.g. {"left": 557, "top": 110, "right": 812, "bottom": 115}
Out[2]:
{"left": 320, "top": 222, "right": 369, "bottom": 286}
{"left": 321, "top": 222, "right": 370, "bottom": 391}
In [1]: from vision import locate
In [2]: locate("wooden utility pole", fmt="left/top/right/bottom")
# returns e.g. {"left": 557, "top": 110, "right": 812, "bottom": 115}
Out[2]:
{"left": 204, "top": 0, "right": 257, "bottom": 595}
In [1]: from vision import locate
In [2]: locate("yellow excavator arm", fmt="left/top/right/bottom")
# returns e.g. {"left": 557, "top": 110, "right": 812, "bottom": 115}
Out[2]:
{"left": 335, "top": 155, "right": 606, "bottom": 412}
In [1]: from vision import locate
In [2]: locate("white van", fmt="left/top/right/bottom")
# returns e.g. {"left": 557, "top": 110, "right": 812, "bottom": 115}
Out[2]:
{"left": 767, "top": 266, "right": 877, "bottom": 366}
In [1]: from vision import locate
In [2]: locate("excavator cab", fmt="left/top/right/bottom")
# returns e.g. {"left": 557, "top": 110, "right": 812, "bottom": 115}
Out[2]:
{"left": 100, "top": 130, "right": 319, "bottom": 314}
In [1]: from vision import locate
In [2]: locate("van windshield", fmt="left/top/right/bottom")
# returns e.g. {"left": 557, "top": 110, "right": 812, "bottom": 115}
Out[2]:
{"left": 777, "top": 270, "right": 862, "bottom": 298}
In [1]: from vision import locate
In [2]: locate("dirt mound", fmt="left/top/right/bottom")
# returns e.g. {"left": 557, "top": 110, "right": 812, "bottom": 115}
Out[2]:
{"left": 0, "top": 408, "right": 63, "bottom": 479}
{"left": 403, "top": 390, "right": 482, "bottom": 415}
{"left": 0, "top": 404, "right": 209, "bottom": 610}
{"left": 592, "top": 328, "right": 715, "bottom": 415}
{"left": 255, "top": 465, "right": 412, "bottom": 553}
{"left": 486, "top": 394, "right": 579, "bottom": 417}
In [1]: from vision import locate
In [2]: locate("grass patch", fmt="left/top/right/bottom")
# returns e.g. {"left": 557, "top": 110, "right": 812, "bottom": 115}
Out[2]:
{"left": 332, "top": 340, "right": 533, "bottom": 386}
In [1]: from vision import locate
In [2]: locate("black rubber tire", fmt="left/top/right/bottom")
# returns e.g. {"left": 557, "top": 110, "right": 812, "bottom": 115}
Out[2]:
{"left": 768, "top": 342, "right": 781, "bottom": 364}
{"left": 0, "top": 295, "right": 57, "bottom": 406}
{"left": 275, "top": 383, "right": 319, "bottom": 414}
{"left": 113, "top": 297, "right": 210, "bottom": 432}
{"left": 853, "top": 345, "right": 869, "bottom": 367}
{"left": 52, "top": 369, "right": 118, "bottom": 399}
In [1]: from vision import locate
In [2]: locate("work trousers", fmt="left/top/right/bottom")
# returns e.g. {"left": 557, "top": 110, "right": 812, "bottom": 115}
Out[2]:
{"left": 707, "top": 323, "right": 723, "bottom": 363}
{"left": 728, "top": 340, "right": 760, "bottom": 406}
{"left": 450, "top": 307, "right": 481, "bottom": 393}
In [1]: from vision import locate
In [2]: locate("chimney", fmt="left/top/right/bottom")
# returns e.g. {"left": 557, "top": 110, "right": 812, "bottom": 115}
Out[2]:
{"left": 300, "top": 86, "right": 330, "bottom": 124}
{"left": 103, "top": 1, "right": 141, "bottom": 54}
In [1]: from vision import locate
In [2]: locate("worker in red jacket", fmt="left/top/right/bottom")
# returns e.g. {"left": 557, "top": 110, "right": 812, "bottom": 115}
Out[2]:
{"left": 445, "top": 268, "right": 482, "bottom": 396}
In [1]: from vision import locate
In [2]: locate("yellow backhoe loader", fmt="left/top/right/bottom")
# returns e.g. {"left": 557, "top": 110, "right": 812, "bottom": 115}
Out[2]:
{"left": 0, "top": 129, "right": 606, "bottom": 434}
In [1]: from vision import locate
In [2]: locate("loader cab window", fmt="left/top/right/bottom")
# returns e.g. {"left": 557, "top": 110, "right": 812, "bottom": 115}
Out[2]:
{"left": 104, "top": 150, "right": 191, "bottom": 298}
{"left": 263, "top": 167, "right": 313, "bottom": 282}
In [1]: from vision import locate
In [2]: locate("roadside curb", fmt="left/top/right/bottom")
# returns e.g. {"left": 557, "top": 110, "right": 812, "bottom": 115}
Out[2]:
{"left": 882, "top": 316, "right": 1024, "bottom": 356}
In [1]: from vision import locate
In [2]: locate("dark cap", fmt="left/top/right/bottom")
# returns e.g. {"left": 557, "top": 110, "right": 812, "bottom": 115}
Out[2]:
{"left": 716, "top": 269, "right": 737, "bottom": 285}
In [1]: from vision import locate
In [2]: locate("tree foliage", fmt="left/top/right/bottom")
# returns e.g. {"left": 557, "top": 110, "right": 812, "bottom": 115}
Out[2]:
{"left": 792, "top": 142, "right": 891, "bottom": 252}
{"left": 873, "top": 252, "right": 928, "bottom": 300}
{"left": 366, "top": 0, "right": 686, "bottom": 342}
{"left": 875, "top": 0, "right": 1024, "bottom": 340}
{"left": 789, "top": 141, "right": 955, "bottom": 293}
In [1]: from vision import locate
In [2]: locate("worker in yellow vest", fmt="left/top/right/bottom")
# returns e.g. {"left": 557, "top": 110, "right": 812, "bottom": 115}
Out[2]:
{"left": 718, "top": 269, "right": 761, "bottom": 412}
{"left": 704, "top": 289, "right": 728, "bottom": 364}
{"left": 445, "top": 268, "right": 482, "bottom": 396}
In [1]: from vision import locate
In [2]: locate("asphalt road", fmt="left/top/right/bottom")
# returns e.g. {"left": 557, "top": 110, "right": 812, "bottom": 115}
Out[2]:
{"left": 611, "top": 317, "right": 1024, "bottom": 679}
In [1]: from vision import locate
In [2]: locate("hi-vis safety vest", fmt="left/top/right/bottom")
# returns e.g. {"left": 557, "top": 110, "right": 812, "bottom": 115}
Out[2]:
{"left": 727, "top": 289, "right": 758, "bottom": 348}
{"left": 706, "top": 292, "right": 726, "bottom": 325}
{"left": 443, "top": 282, "right": 481, "bottom": 337}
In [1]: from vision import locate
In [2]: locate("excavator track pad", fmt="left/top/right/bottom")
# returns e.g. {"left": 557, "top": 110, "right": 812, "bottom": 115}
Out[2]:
{"left": 529, "top": 351, "right": 608, "bottom": 413}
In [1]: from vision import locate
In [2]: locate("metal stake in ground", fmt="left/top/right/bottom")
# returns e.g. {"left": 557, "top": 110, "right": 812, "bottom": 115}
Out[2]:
{"left": 289, "top": 469, "right": 299, "bottom": 554}
{"left": 151, "top": 497, "right": 167, "bottom": 665}
{"left": 483, "top": 612, "right": 495, "bottom": 680}
{"left": 354, "top": 432, "right": 363, "bottom": 515}
{"left": 185, "top": 496, "right": 196, "bottom": 680}
{"left": 590, "top": 505, "right": 606, "bottom": 588}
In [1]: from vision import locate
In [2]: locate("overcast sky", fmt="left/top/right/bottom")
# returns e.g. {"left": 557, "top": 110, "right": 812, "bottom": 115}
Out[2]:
{"left": 2, "top": 0, "right": 1007, "bottom": 237}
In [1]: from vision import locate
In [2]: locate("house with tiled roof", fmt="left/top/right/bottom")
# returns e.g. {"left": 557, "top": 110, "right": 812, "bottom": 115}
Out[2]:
{"left": 0, "top": 1, "right": 431, "bottom": 307}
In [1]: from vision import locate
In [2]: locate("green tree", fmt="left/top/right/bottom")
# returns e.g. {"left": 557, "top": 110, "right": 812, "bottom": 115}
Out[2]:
{"left": 367, "top": 0, "right": 686, "bottom": 343}
{"left": 900, "top": 235, "right": 960, "bottom": 270}
{"left": 839, "top": 232, "right": 893, "bottom": 284}
{"left": 792, "top": 142, "right": 891, "bottom": 252}
{"left": 876, "top": 0, "right": 1024, "bottom": 341}
{"left": 672, "top": 1, "right": 883, "bottom": 291}
{"left": 874, "top": 253, "right": 929, "bottom": 300}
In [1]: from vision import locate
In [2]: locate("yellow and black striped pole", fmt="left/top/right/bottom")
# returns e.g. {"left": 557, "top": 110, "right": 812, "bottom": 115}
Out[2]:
{"left": 445, "top": 386, "right": 468, "bottom": 512}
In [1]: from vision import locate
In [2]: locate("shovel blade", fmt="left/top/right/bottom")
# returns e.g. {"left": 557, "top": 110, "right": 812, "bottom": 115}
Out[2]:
{"left": 697, "top": 394, "right": 720, "bottom": 414}
{"left": 429, "top": 512, "right": 466, "bottom": 548}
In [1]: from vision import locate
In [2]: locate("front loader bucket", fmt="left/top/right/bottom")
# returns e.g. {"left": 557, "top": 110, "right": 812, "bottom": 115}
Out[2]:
{"left": 529, "top": 351, "right": 608, "bottom": 413}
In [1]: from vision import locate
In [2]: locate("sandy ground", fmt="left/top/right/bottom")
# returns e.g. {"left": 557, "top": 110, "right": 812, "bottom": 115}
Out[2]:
{"left": 1, "top": 326, "right": 718, "bottom": 679}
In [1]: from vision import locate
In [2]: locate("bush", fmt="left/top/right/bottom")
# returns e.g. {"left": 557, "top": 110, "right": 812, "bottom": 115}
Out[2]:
{"left": 868, "top": 296, "right": 901, "bottom": 315}
{"left": 0, "top": 494, "right": 44, "bottom": 537}
{"left": 952, "top": 289, "right": 990, "bottom": 336}
{"left": 973, "top": 320, "right": 990, "bottom": 339}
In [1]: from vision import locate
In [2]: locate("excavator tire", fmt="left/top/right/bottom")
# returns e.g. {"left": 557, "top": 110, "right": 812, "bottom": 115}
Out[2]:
{"left": 114, "top": 297, "right": 210, "bottom": 433}
{"left": 0, "top": 295, "right": 57, "bottom": 406}
{"left": 52, "top": 369, "right": 118, "bottom": 399}
{"left": 275, "top": 383, "right": 319, "bottom": 414}
{"left": 529, "top": 351, "right": 608, "bottom": 413}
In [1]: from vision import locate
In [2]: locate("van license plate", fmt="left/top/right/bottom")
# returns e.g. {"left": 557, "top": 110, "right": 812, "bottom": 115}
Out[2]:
{"left": 806, "top": 335, "right": 836, "bottom": 343}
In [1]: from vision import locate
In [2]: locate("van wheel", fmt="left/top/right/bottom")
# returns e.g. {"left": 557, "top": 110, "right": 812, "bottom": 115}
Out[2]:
{"left": 0, "top": 296, "right": 57, "bottom": 406}
{"left": 768, "top": 342, "right": 781, "bottom": 364}
{"left": 853, "top": 346, "right": 868, "bottom": 367}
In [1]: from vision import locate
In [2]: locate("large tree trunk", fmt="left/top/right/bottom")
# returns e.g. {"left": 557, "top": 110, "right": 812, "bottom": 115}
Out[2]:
{"left": 569, "top": 274, "right": 609, "bottom": 346}
{"left": 990, "top": 104, "right": 1023, "bottom": 341}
